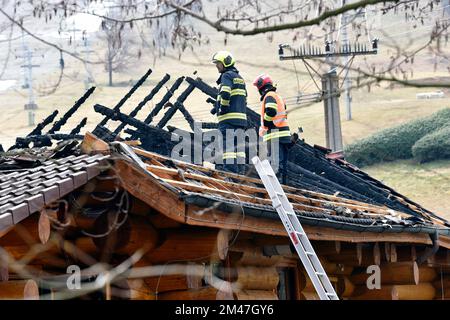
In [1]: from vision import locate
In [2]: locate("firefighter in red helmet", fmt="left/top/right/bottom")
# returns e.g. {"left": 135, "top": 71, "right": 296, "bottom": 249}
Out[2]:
{"left": 253, "top": 74, "right": 291, "bottom": 184}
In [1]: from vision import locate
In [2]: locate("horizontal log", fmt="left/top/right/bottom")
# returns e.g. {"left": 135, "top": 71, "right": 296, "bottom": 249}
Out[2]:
{"left": 236, "top": 266, "right": 279, "bottom": 290}
{"left": 0, "top": 280, "right": 39, "bottom": 299}
{"left": 0, "top": 213, "right": 49, "bottom": 246}
{"left": 158, "top": 286, "right": 233, "bottom": 300}
{"left": 111, "top": 279, "right": 157, "bottom": 300}
{"left": 235, "top": 289, "right": 278, "bottom": 300}
{"left": 351, "top": 262, "right": 420, "bottom": 285}
{"left": 229, "top": 244, "right": 297, "bottom": 267}
{"left": 147, "top": 228, "right": 227, "bottom": 264}
{"left": 427, "top": 249, "right": 450, "bottom": 266}
{"left": 433, "top": 278, "right": 450, "bottom": 289}
{"left": 320, "top": 258, "right": 354, "bottom": 276}
{"left": 143, "top": 272, "right": 203, "bottom": 293}
{"left": 300, "top": 290, "right": 320, "bottom": 300}
{"left": 435, "top": 287, "right": 450, "bottom": 300}
{"left": 2, "top": 242, "right": 68, "bottom": 270}
{"left": 352, "top": 283, "right": 436, "bottom": 300}
{"left": 336, "top": 276, "right": 355, "bottom": 297}
{"left": 92, "top": 214, "right": 159, "bottom": 256}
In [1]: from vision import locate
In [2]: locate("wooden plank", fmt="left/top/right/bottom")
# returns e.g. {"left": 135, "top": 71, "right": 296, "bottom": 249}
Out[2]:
{"left": 185, "top": 204, "right": 435, "bottom": 245}
{"left": 80, "top": 132, "right": 110, "bottom": 154}
{"left": 114, "top": 160, "right": 186, "bottom": 224}
{"left": 133, "top": 147, "right": 406, "bottom": 213}
{"left": 146, "top": 165, "right": 402, "bottom": 218}
{"left": 162, "top": 178, "right": 334, "bottom": 215}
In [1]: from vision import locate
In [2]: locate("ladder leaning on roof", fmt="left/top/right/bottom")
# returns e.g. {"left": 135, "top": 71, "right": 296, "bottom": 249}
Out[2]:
{"left": 251, "top": 156, "right": 339, "bottom": 301}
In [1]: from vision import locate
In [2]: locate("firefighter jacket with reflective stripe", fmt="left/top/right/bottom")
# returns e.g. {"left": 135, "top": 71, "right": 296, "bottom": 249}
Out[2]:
{"left": 215, "top": 67, "right": 248, "bottom": 127}
{"left": 259, "top": 90, "right": 291, "bottom": 143}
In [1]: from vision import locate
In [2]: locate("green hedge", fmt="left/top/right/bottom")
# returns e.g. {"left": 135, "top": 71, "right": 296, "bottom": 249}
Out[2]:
{"left": 344, "top": 108, "right": 450, "bottom": 167}
{"left": 412, "top": 125, "right": 450, "bottom": 163}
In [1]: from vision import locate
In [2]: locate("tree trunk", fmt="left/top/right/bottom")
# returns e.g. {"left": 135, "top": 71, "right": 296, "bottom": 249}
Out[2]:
{"left": 108, "top": 46, "right": 113, "bottom": 87}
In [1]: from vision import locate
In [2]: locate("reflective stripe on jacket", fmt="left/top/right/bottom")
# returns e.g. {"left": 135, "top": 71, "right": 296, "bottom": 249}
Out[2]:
{"left": 216, "top": 67, "right": 248, "bottom": 127}
{"left": 259, "top": 91, "right": 291, "bottom": 142}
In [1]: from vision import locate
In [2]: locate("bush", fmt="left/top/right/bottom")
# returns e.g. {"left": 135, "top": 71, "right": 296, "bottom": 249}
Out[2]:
{"left": 344, "top": 108, "right": 450, "bottom": 167}
{"left": 412, "top": 125, "right": 450, "bottom": 163}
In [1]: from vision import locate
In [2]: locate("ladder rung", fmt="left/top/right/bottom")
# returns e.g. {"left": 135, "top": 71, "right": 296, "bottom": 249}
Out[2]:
{"left": 316, "top": 272, "right": 325, "bottom": 276}
{"left": 273, "top": 203, "right": 282, "bottom": 209}
{"left": 326, "top": 293, "right": 337, "bottom": 297}
{"left": 305, "top": 251, "right": 315, "bottom": 256}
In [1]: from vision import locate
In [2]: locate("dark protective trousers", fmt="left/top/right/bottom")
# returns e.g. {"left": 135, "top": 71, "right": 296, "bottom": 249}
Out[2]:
{"left": 267, "top": 139, "right": 291, "bottom": 184}
{"left": 218, "top": 122, "right": 246, "bottom": 174}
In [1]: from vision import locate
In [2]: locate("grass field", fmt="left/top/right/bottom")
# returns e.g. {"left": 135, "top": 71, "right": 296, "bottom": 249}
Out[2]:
{"left": 0, "top": 7, "right": 449, "bottom": 219}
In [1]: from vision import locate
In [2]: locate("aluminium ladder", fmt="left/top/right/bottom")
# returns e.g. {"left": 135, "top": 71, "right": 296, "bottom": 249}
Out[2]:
{"left": 251, "top": 156, "right": 339, "bottom": 300}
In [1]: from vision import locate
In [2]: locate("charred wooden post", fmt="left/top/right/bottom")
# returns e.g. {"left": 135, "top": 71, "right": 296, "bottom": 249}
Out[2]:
{"left": 69, "top": 117, "right": 88, "bottom": 135}
{"left": 142, "top": 76, "right": 185, "bottom": 125}
{"left": 113, "top": 74, "right": 171, "bottom": 135}
{"left": 157, "top": 83, "right": 196, "bottom": 129}
{"left": 13, "top": 134, "right": 85, "bottom": 149}
{"left": 27, "top": 110, "right": 59, "bottom": 137}
{"left": 9, "top": 110, "right": 58, "bottom": 150}
{"left": 47, "top": 86, "right": 96, "bottom": 134}
{"left": 93, "top": 104, "right": 178, "bottom": 155}
{"left": 93, "top": 104, "right": 165, "bottom": 138}
{"left": 95, "top": 68, "right": 152, "bottom": 129}
{"left": 185, "top": 76, "right": 218, "bottom": 98}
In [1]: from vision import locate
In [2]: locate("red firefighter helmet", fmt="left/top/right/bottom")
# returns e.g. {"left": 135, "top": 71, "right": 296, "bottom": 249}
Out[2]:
{"left": 253, "top": 74, "right": 273, "bottom": 90}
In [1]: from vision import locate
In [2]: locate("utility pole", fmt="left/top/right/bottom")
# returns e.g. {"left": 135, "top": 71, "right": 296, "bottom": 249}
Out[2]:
{"left": 278, "top": 38, "right": 378, "bottom": 153}
{"left": 322, "top": 70, "right": 343, "bottom": 152}
{"left": 18, "top": 30, "right": 40, "bottom": 126}
{"left": 81, "top": 33, "right": 95, "bottom": 89}
{"left": 341, "top": 0, "right": 353, "bottom": 120}
{"left": 67, "top": 20, "right": 81, "bottom": 54}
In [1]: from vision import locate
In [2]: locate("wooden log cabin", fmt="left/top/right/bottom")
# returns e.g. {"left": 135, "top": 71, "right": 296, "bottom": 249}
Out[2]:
{"left": 0, "top": 132, "right": 449, "bottom": 300}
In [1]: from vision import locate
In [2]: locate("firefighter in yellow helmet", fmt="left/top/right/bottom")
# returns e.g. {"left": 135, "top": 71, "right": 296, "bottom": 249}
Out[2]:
{"left": 211, "top": 51, "right": 248, "bottom": 174}
{"left": 253, "top": 74, "right": 291, "bottom": 184}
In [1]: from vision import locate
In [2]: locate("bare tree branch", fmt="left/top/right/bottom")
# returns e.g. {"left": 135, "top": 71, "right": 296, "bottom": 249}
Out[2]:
{"left": 0, "top": 7, "right": 102, "bottom": 64}
{"left": 165, "top": 0, "right": 402, "bottom": 35}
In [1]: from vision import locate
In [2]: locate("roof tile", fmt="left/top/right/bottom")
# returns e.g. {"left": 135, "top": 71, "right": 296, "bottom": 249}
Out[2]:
{"left": 9, "top": 203, "right": 29, "bottom": 224}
